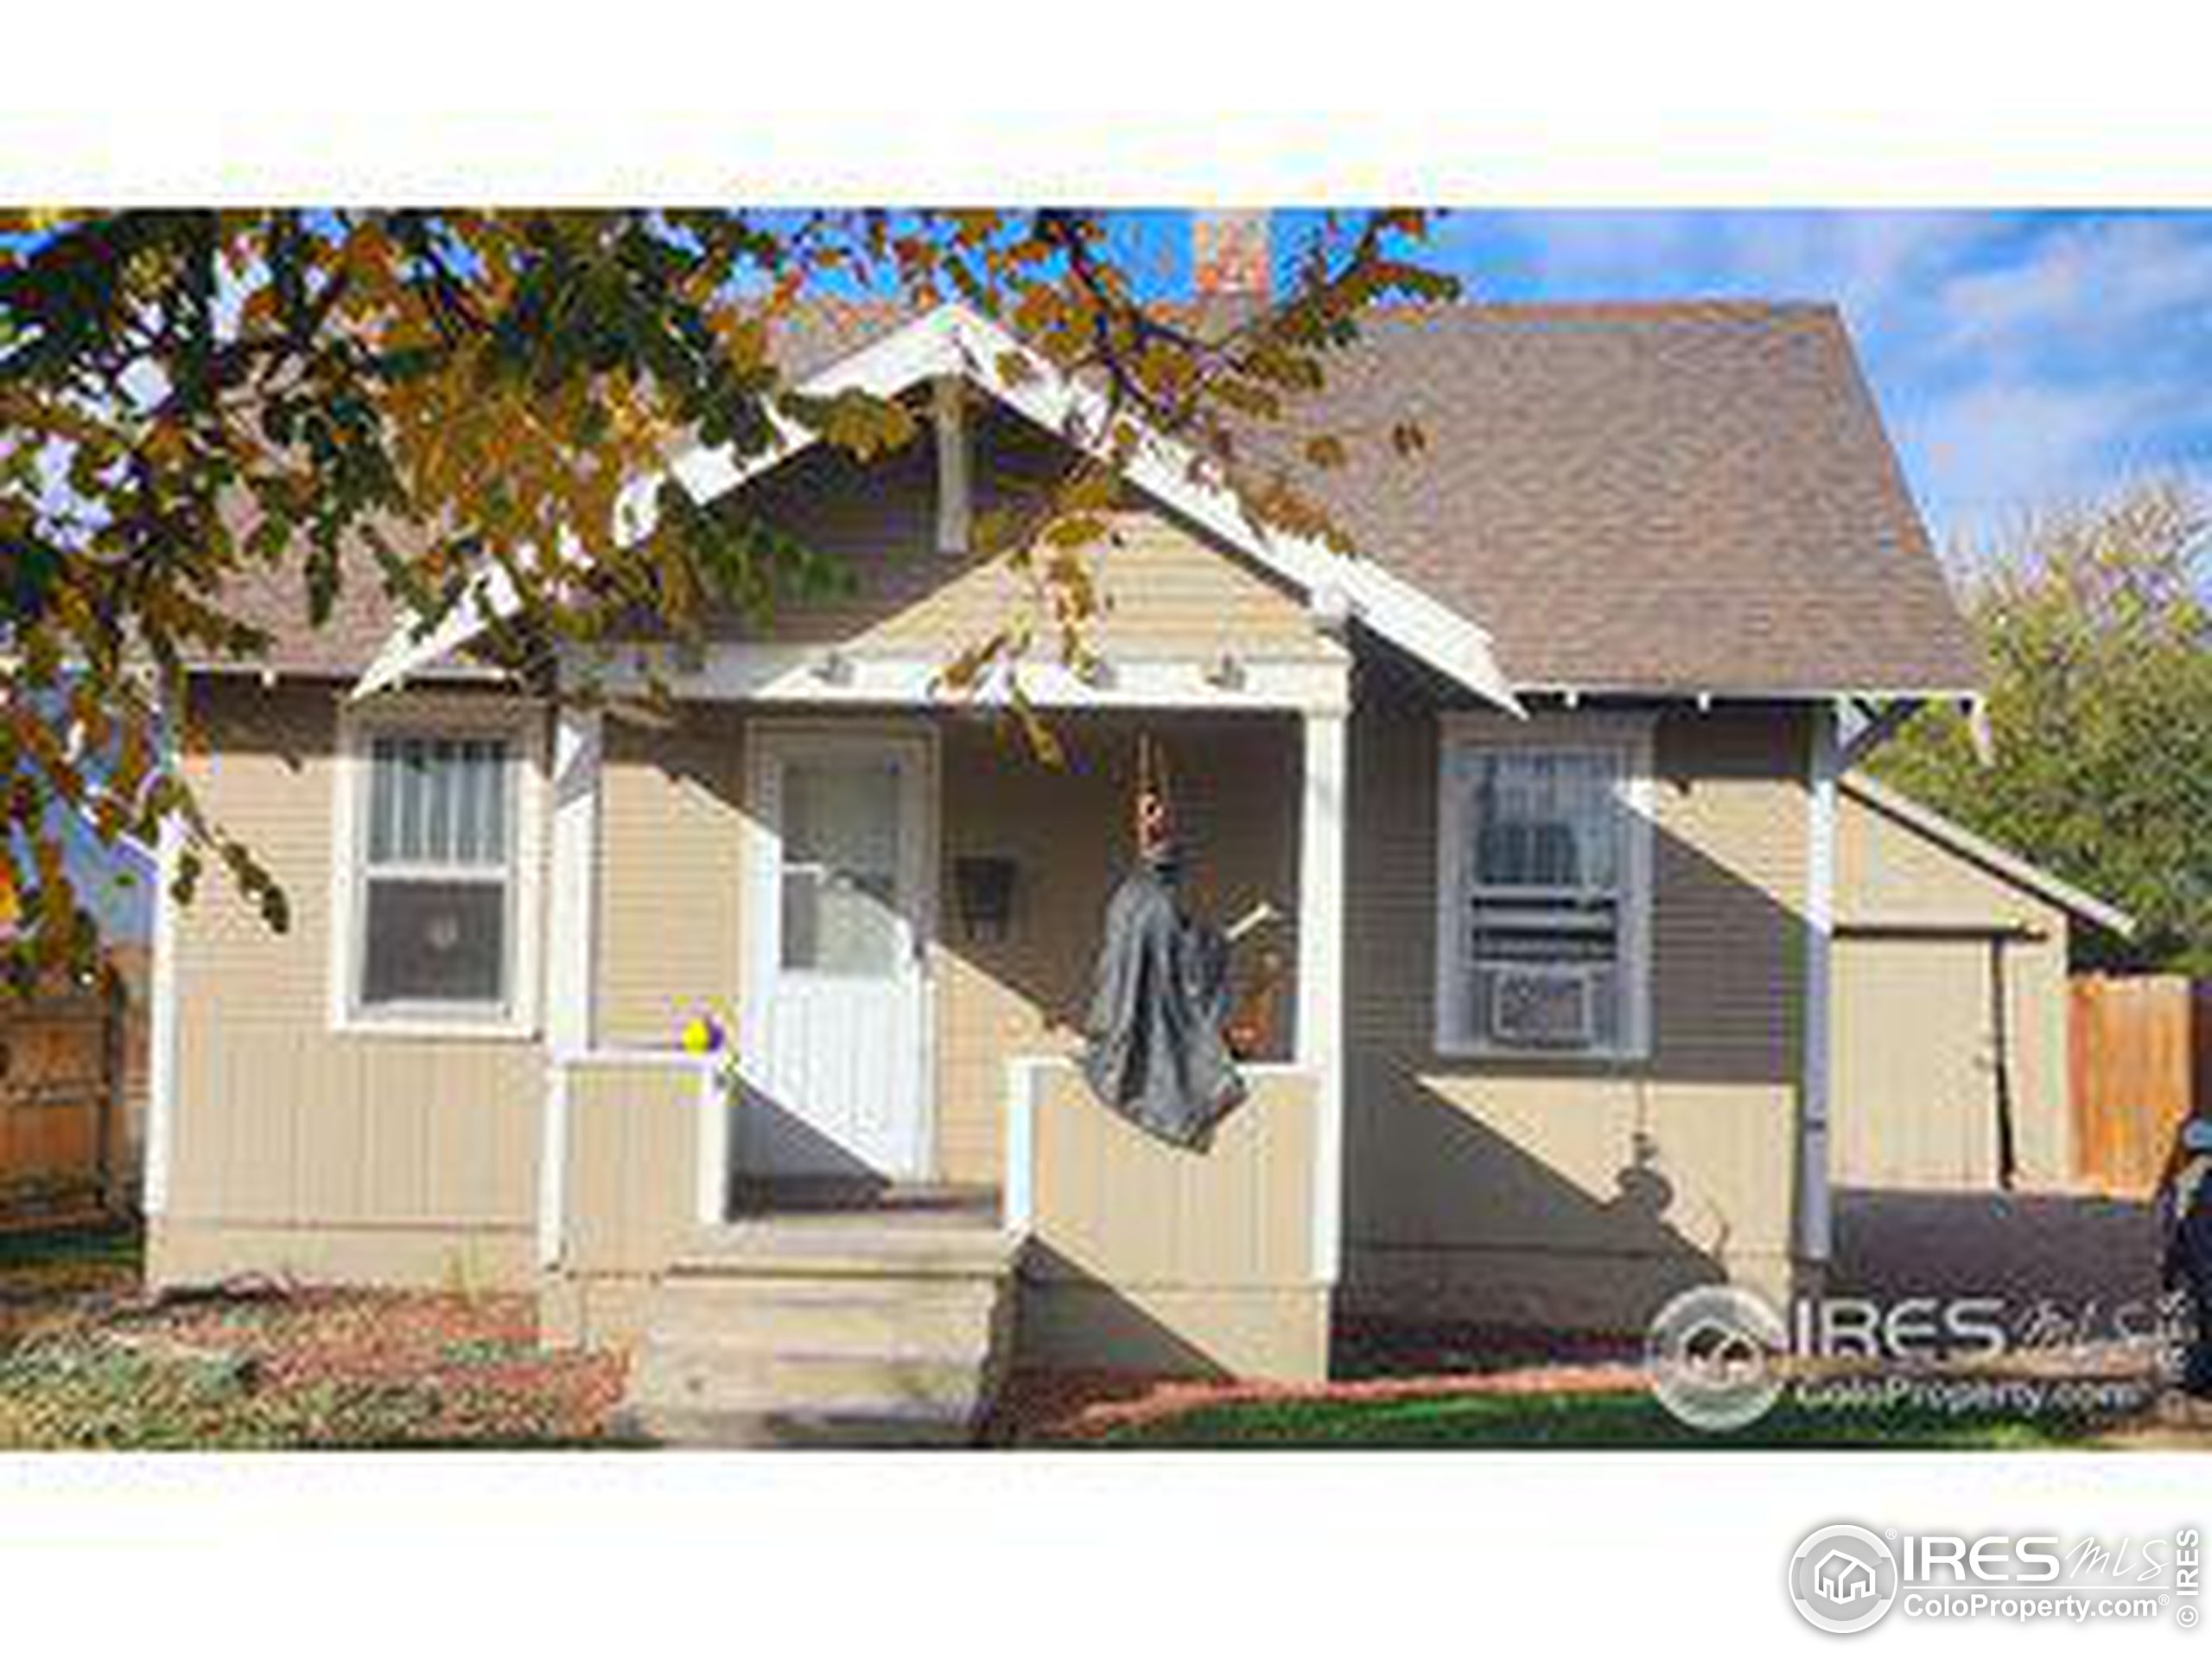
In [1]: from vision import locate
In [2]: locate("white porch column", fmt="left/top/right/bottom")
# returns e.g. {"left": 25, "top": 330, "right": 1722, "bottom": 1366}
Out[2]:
{"left": 539, "top": 703, "right": 602, "bottom": 1268}
{"left": 1797, "top": 699, "right": 1839, "bottom": 1267}
{"left": 1297, "top": 691, "right": 1350, "bottom": 1285}
{"left": 143, "top": 792, "right": 184, "bottom": 1220}
{"left": 143, "top": 682, "right": 185, "bottom": 1222}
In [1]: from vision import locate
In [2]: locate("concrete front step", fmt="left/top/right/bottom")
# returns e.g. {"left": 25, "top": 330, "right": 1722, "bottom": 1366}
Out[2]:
{"left": 630, "top": 1347, "right": 990, "bottom": 1416}
{"left": 617, "top": 1399, "right": 978, "bottom": 1449}
{"left": 669, "top": 1219, "right": 1022, "bottom": 1281}
{"left": 647, "top": 1278, "right": 1001, "bottom": 1362}
{"left": 622, "top": 1217, "right": 1022, "bottom": 1448}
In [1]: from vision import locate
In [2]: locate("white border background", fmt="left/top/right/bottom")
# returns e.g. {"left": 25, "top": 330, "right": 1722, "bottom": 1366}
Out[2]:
{"left": 6, "top": 8, "right": 2211, "bottom": 1651}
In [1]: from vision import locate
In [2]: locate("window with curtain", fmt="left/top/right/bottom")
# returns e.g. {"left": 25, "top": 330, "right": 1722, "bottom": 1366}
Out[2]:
{"left": 1439, "top": 737, "right": 1648, "bottom": 1054}
{"left": 356, "top": 734, "right": 515, "bottom": 1013}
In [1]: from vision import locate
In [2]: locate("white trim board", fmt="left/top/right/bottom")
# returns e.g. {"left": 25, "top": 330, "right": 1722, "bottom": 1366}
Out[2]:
{"left": 1430, "top": 709, "right": 1657, "bottom": 1063}
{"left": 143, "top": 772, "right": 185, "bottom": 1220}
{"left": 327, "top": 692, "right": 550, "bottom": 1042}
{"left": 562, "top": 641, "right": 1351, "bottom": 715}
{"left": 1297, "top": 705, "right": 1348, "bottom": 1284}
{"left": 1840, "top": 770, "right": 2135, "bottom": 938}
{"left": 1798, "top": 703, "right": 1840, "bottom": 1266}
{"left": 352, "top": 302, "right": 1517, "bottom": 715}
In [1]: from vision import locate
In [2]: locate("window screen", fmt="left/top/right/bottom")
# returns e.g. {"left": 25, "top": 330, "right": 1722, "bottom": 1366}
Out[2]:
{"left": 1445, "top": 743, "right": 1643, "bottom": 1053}
{"left": 358, "top": 735, "right": 514, "bottom": 1012}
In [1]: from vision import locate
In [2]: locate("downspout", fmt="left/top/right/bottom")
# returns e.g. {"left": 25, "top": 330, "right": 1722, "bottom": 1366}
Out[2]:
{"left": 1988, "top": 937, "right": 2018, "bottom": 1190}
{"left": 1797, "top": 701, "right": 1839, "bottom": 1269}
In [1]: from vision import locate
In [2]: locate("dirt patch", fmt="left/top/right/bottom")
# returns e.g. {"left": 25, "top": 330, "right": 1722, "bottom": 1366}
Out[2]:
{"left": 1, "top": 1228, "right": 626, "bottom": 1450}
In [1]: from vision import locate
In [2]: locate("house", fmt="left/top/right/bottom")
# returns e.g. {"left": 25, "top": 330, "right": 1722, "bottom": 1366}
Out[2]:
{"left": 1815, "top": 1549, "right": 1878, "bottom": 1605}
{"left": 1834, "top": 770, "right": 2133, "bottom": 1196}
{"left": 142, "top": 218, "right": 1985, "bottom": 1440}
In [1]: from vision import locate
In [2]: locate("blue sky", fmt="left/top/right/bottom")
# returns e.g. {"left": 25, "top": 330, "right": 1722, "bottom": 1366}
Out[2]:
{"left": 1411, "top": 210, "right": 2212, "bottom": 552}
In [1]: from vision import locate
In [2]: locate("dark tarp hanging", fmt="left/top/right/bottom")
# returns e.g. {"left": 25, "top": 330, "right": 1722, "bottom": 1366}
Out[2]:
{"left": 1078, "top": 852, "right": 1244, "bottom": 1148}
{"left": 2165, "top": 1142, "right": 2212, "bottom": 1396}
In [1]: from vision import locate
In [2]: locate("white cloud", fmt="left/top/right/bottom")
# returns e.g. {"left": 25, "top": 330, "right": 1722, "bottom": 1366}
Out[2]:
{"left": 1471, "top": 209, "right": 1993, "bottom": 332}
{"left": 1936, "top": 216, "right": 2212, "bottom": 356}
{"left": 1708, "top": 211, "right": 1990, "bottom": 332}
{"left": 1896, "top": 376, "right": 2151, "bottom": 548}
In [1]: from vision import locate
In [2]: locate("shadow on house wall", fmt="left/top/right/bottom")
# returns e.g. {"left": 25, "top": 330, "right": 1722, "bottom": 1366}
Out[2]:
{"left": 1340, "top": 655, "right": 1817, "bottom": 1338}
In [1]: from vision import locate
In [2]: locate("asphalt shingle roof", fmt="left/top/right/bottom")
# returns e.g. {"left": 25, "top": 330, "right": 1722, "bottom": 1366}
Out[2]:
{"left": 212, "top": 299, "right": 1979, "bottom": 696}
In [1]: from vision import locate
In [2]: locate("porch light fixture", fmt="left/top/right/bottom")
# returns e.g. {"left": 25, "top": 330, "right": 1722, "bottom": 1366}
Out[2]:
{"left": 953, "top": 855, "right": 1019, "bottom": 942}
{"left": 1204, "top": 652, "right": 1245, "bottom": 690}
{"left": 812, "top": 648, "right": 855, "bottom": 687}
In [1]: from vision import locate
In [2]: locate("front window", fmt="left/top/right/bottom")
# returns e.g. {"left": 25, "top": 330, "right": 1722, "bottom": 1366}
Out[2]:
{"left": 1437, "top": 726, "right": 1650, "bottom": 1056}
{"left": 356, "top": 734, "right": 515, "bottom": 1015}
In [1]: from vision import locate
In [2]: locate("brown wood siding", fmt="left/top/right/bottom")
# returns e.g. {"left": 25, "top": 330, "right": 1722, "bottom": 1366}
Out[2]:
{"left": 0, "top": 976, "right": 122, "bottom": 1223}
{"left": 1342, "top": 660, "right": 1810, "bottom": 1332}
{"left": 2069, "top": 975, "right": 2197, "bottom": 1197}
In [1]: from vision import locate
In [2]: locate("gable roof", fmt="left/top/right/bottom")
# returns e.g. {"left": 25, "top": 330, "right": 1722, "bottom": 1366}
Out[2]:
{"left": 215, "top": 297, "right": 1980, "bottom": 701}
{"left": 1841, "top": 772, "right": 2135, "bottom": 938}
{"left": 353, "top": 302, "right": 1518, "bottom": 707}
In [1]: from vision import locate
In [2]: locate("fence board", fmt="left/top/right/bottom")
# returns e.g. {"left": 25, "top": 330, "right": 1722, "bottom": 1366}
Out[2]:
{"left": 0, "top": 973, "right": 124, "bottom": 1224}
{"left": 2070, "top": 975, "right": 2199, "bottom": 1197}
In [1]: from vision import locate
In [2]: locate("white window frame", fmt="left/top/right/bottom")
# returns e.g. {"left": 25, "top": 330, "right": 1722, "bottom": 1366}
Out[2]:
{"left": 330, "top": 694, "right": 548, "bottom": 1039}
{"left": 1433, "top": 709, "right": 1656, "bottom": 1061}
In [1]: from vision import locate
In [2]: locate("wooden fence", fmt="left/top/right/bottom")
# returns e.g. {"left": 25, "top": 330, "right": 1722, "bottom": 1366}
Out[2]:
{"left": 0, "top": 971, "right": 126, "bottom": 1227}
{"left": 2069, "top": 975, "right": 2209, "bottom": 1197}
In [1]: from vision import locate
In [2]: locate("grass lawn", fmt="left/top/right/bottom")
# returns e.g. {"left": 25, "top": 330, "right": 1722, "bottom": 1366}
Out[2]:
{"left": 1084, "top": 1389, "right": 2117, "bottom": 1449}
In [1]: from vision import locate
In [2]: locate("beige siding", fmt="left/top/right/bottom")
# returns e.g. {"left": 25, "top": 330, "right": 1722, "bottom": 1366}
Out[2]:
{"left": 1019, "top": 1061, "right": 1326, "bottom": 1380}
{"left": 561, "top": 1059, "right": 707, "bottom": 1277}
{"left": 1833, "top": 937, "right": 2001, "bottom": 1187}
{"left": 1343, "top": 662, "right": 1813, "bottom": 1332}
{"left": 595, "top": 708, "right": 748, "bottom": 1046}
{"left": 714, "top": 411, "right": 1331, "bottom": 661}
{"left": 1832, "top": 787, "right": 2073, "bottom": 1190}
{"left": 152, "top": 681, "right": 543, "bottom": 1293}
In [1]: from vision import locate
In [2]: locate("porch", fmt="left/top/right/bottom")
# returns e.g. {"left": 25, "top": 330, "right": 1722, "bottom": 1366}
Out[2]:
{"left": 530, "top": 652, "right": 1351, "bottom": 1434}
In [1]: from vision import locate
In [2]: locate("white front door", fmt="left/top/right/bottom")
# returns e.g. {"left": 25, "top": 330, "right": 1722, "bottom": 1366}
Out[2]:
{"left": 740, "top": 727, "right": 934, "bottom": 1182}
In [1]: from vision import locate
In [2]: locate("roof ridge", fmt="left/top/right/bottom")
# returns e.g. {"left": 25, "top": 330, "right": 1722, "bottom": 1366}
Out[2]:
{"left": 767, "top": 296, "right": 1840, "bottom": 320}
